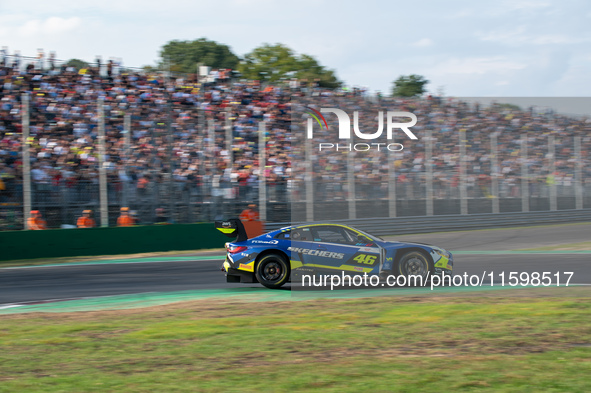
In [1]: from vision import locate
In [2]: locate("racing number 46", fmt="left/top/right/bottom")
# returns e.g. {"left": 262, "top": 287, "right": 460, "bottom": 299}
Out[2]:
{"left": 353, "top": 254, "right": 377, "bottom": 265}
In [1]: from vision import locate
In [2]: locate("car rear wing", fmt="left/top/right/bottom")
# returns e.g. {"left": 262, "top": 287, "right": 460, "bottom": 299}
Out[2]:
{"left": 214, "top": 219, "right": 248, "bottom": 242}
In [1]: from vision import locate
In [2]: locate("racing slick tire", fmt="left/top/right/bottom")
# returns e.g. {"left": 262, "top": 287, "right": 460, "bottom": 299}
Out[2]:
{"left": 395, "top": 250, "right": 434, "bottom": 286}
{"left": 255, "top": 253, "right": 290, "bottom": 289}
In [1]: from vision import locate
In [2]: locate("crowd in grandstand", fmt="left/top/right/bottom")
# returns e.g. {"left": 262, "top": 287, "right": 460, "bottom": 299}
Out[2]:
{"left": 292, "top": 94, "right": 590, "bottom": 201}
{"left": 0, "top": 49, "right": 590, "bottom": 227}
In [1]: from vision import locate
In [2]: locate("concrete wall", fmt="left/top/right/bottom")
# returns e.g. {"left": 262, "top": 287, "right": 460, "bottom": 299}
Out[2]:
{"left": 0, "top": 223, "right": 229, "bottom": 262}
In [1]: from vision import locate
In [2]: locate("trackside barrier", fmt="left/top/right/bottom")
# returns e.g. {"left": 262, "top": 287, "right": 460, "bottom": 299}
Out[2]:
{"left": 0, "top": 223, "right": 229, "bottom": 262}
{"left": 265, "top": 209, "right": 591, "bottom": 237}
{"left": 3, "top": 209, "right": 589, "bottom": 263}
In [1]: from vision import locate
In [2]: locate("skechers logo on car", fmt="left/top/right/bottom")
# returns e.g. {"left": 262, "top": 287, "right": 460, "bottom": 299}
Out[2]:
{"left": 251, "top": 240, "right": 279, "bottom": 244}
{"left": 288, "top": 247, "right": 345, "bottom": 259}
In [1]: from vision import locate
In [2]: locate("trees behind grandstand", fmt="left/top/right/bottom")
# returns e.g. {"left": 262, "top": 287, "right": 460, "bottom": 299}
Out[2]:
{"left": 238, "top": 44, "right": 341, "bottom": 88}
{"left": 159, "top": 39, "right": 340, "bottom": 87}
{"left": 65, "top": 59, "right": 90, "bottom": 70}
{"left": 159, "top": 38, "right": 240, "bottom": 73}
{"left": 391, "top": 74, "right": 429, "bottom": 97}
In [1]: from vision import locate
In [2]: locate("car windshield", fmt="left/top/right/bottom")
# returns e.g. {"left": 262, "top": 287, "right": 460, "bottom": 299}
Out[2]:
{"left": 275, "top": 225, "right": 382, "bottom": 242}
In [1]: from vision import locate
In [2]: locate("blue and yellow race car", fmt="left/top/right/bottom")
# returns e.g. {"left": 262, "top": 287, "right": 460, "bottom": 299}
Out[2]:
{"left": 216, "top": 219, "right": 453, "bottom": 289}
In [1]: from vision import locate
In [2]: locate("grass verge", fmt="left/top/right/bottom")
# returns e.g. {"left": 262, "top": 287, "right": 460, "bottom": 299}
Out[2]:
{"left": 1, "top": 294, "right": 590, "bottom": 392}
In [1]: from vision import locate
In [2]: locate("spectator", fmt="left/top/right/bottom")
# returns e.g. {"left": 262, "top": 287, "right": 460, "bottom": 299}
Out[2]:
{"left": 239, "top": 204, "right": 260, "bottom": 221}
{"left": 76, "top": 209, "right": 96, "bottom": 228}
{"left": 117, "top": 207, "right": 135, "bottom": 227}
{"left": 27, "top": 210, "right": 47, "bottom": 230}
{"left": 0, "top": 49, "right": 588, "bottom": 229}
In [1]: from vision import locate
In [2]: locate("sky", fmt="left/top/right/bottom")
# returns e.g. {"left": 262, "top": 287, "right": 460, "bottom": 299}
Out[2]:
{"left": 1, "top": 0, "right": 590, "bottom": 97}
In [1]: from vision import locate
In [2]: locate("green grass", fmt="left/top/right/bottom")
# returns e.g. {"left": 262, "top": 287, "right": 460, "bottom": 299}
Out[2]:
{"left": 1, "top": 296, "right": 590, "bottom": 392}
{"left": 517, "top": 241, "right": 591, "bottom": 251}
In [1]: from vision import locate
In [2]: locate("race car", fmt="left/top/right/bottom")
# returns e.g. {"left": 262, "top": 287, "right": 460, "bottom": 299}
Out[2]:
{"left": 215, "top": 219, "right": 453, "bottom": 289}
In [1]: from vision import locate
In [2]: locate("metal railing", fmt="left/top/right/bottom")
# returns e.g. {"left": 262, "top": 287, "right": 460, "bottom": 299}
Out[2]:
{"left": 266, "top": 209, "right": 591, "bottom": 236}
{"left": 2, "top": 86, "right": 589, "bottom": 230}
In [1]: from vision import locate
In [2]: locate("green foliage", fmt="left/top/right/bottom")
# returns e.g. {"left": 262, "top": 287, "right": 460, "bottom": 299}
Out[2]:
{"left": 64, "top": 59, "right": 90, "bottom": 70}
{"left": 495, "top": 103, "right": 522, "bottom": 111}
{"left": 160, "top": 38, "right": 240, "bottom": 73}
{"left": 392, "top": 74, "right": 429, "bottom": 97}
{"left": 142, "top": 65, "right": 159, "bottom": 73}
{"left": 238, "top": 43, "right": 341, "bottom": 88}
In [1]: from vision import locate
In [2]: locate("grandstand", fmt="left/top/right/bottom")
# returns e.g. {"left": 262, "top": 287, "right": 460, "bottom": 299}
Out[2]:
{"left": 0, "top": 50, "right": 589, "bottom": 229}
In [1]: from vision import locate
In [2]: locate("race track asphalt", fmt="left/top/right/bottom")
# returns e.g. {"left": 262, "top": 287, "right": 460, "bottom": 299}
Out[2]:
{"left": 1, "top": 223, "right": 590, "bottom": 305}
{"left": 2, "top": 253, "right": 590, "bottom": 304}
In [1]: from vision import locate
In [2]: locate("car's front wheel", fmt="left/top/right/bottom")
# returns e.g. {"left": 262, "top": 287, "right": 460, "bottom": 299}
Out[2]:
{"left": 396, "top": 251, "right": 433, "bottom": 286}
{"left": 255, "top": 253, "right": 290, "bottom": 289}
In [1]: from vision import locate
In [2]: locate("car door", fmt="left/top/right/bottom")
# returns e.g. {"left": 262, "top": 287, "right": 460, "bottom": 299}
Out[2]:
{"left": 285, "top": 226, "right": 317, "bottom": 267}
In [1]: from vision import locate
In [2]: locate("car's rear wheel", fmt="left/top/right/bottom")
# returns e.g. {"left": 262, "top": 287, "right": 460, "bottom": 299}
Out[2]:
{"left": 396, "top": 251, "right": 433, "bottom": 286}
{"left": 255, "top": 253, "right": 290, "bottom": 289}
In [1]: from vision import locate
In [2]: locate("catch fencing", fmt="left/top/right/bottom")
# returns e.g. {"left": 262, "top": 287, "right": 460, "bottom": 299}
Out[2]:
{"left": 266, "top": 209, "right": 591, "bottom": 236}
{"left": 1, "top": 94, "right": 589, "bottom": 230}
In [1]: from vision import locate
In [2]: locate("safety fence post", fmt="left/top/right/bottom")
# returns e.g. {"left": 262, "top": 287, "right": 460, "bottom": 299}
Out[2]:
{"left": 225, "top": 108, "right": 233, "bottom": 171}
{"left": 21, "top": 93, "right": 32, "bottom": 229}
{"left": 490, "top": 133, "right": 500, "bottom": 214}
{"left": 258, "top": 122, "right": 267, "bottom": 221}
{"left": 549, "top": 134, "right": 557, "bottom": 211}
{"left": 388, "top": 148, "right": 397, "bottom": 217}
{"left": 521, "top": 134, "right": 529, "bottom": 212}
{"left": 98, "top": 98, "right": 108, "bottom": 227}
{"left": 305, "top": 120, "right": 314, "bottom": 222}
{"left": 347, "top": 149, "right": 356, "bottom": 219}
{"left": 459, "top": 128, "right": 468, "bottom": 215}
{"left": 426, "top": 129, "right": 433, "bottom": 216}
{"left": 575, "top": 136, "right": 583, "bottom": 210}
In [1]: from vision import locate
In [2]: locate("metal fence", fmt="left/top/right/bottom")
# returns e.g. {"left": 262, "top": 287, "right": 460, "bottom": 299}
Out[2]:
{"left": 2, "top": 92, "right": 590, "bottom": 230}
{"left": 266, "top": 209, "right": 591, "bottom": 236}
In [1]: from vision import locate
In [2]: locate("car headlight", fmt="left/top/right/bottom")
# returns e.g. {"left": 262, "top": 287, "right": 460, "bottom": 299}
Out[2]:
{"left": 433, "top": 247, "right": 451, "bottom": 258}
